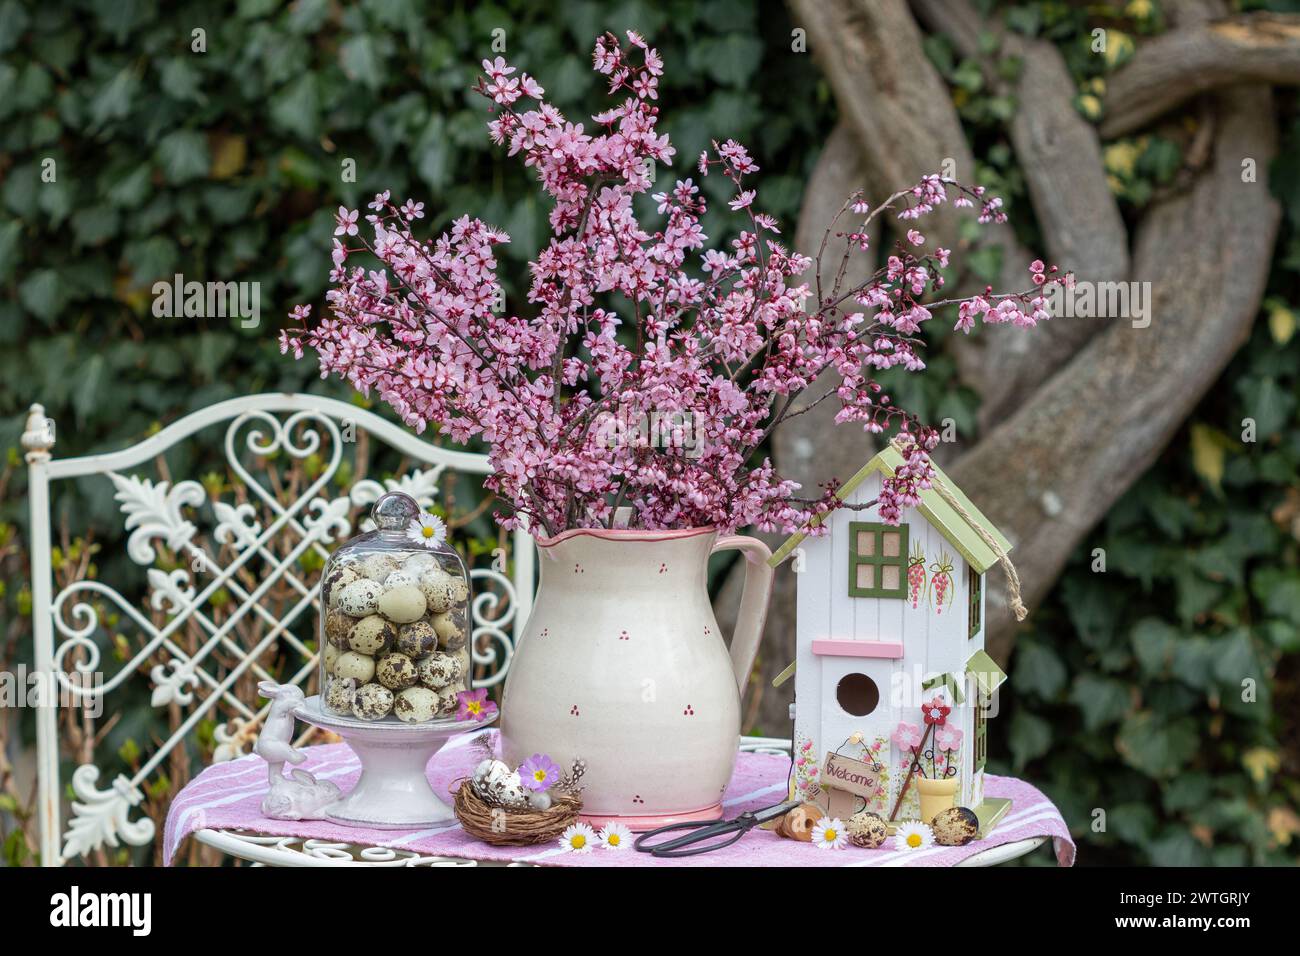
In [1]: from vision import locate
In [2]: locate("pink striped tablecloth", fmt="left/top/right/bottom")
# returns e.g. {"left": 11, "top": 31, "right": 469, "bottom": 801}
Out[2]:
{"left": 165, "top": 734, "right": 1075, "bottom": 866}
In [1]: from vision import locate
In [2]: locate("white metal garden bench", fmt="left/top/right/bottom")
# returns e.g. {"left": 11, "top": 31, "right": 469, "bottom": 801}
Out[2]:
{"left": 22, "top": 392, "right": 535, "bottom": 866}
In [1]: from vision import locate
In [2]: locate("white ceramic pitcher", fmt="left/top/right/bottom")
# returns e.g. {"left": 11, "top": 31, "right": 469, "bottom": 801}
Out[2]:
{"left": 500, "top": 526, "right": 773, "bottom": 828}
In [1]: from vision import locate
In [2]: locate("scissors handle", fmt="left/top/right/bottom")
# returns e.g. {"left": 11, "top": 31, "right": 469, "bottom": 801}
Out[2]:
{"left": 636, "top": 822, "right": 750, "bottom": 858}
{"left": 634, "top": 813, "right": 757, "bottom": 857}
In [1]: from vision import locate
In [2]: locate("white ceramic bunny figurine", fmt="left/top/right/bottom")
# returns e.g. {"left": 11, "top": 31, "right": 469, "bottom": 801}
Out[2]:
{"left": 255, "top": 682, "right": 340, "bottom": 820}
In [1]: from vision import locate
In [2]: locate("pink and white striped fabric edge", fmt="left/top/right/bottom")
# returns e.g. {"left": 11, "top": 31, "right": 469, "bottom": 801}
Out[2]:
{"left": 164, "top": 735, "right": 1075, "bottom": 867}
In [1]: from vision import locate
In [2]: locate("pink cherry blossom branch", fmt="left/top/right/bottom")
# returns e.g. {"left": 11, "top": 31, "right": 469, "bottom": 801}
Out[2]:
{"left": 283, "top": 30, "right": 1069, "bottom": 537}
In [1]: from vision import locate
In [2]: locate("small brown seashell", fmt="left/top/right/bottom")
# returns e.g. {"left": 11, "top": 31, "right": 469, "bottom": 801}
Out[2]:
{"left": 775, "top": 803, "right": 824, "bottom": 842}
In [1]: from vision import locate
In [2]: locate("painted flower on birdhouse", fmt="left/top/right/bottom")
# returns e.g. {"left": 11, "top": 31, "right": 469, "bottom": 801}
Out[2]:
{"left": 891, "top": 721, "right": 922, "bottom": 751}
{"left": 928, "top": 550, "right": 955, "bottom": 613}
{"left": 907, "top": 541, "right": 927, "bottom": 608}
{"left": 922, "top": 696, "right": 950, "bottom": 726}
{"left": 935, "top": 724, "right": 963, "bottom": 752}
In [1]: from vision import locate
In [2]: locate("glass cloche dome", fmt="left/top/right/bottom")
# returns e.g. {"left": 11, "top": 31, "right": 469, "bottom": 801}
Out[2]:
{"left": 319, "top": 491, "right": 471, "bottom": 723}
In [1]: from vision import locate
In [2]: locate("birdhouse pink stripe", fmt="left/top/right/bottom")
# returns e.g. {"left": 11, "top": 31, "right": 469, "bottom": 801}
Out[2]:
{"left": 810, "top": 639, "right": 905, "bottom": 659}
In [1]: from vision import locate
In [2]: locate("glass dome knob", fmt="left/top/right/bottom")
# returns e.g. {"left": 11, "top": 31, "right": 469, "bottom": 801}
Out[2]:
{"left": 372, "top": 491, "right": 422, "bottom": 531}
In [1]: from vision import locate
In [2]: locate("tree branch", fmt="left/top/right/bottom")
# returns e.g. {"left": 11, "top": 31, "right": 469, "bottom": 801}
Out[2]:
{"left": 911, "top": 0, "right": 1130, "bottom": 429}
{"left": 953, "top": 84, "right": 1280, "bottom": 663}
{"left": 1101, "top": 12, "right": 1300, "bottom": 138}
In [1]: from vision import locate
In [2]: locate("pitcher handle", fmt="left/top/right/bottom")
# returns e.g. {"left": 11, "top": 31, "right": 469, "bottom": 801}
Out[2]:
{"left": 711, "top": 535, "right": 775, "bottom": 696}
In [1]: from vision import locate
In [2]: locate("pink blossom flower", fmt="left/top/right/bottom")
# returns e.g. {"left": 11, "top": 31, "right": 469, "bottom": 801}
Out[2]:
{"left": 333, "top": 206, "right": 358, "bottom": 237}
{"left": 728, "top": 190, "right": 755, "bottom": 211}
{"left": 455, "top": 688, "right": 498, "bottom": 722}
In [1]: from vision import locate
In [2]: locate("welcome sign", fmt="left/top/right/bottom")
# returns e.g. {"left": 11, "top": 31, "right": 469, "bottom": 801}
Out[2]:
{"left": 820, "top": 752, "right": 884, "bottom": 818}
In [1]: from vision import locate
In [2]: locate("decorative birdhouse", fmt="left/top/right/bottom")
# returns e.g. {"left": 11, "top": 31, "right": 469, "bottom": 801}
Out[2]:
{"left": 769, "top": 445, "right": 1011, "bottom": 824}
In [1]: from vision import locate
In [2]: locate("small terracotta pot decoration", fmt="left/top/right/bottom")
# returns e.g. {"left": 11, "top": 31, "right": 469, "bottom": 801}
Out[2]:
{"left": 916, "top": 776, "right": 960, "bottom": 824}
{"left": 775, "top": 802, "right": 824, "bottom": 841}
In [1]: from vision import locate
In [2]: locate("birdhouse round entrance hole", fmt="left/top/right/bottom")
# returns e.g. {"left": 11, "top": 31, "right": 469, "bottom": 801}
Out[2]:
{"left": 836, "top": 672, "right": 880, "bottom": 717}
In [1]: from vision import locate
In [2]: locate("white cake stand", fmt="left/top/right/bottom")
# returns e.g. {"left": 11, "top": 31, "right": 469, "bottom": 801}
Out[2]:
{"left": 294, "top": 695, "right": 495, "bottom": 830}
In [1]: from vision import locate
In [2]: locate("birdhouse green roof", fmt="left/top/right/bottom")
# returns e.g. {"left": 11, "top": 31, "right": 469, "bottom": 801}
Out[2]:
{"left": 965, "top": 648, "right": 1008, "bottom": 697}
{"left": 768, "top": 444, "right": 1013, "bottom": 573}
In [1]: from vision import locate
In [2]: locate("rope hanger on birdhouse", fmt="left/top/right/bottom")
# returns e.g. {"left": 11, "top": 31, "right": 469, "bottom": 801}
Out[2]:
{"left": 889, "top": 436, "right": 1028, "bottom": 622}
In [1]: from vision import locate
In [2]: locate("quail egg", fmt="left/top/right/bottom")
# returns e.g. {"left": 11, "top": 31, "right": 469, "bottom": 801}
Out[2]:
{"left": 353, "top": 682, "right": 394, "bottom": 720}
{"left": 384, "top": 569, "right": 421, "bottom": 590}
{"left": 931, "top": 806, "right": 980, "bottom": 846}
{"left": 377, "top": 585, "right": 427, "bottom": 624}
{"left": 435, "top": 686, "right": 460, "bottom": 718}
{"left": 394, "top": 686, "right": 439, "bottom": 723}
{"left": 418, "top": 570, "right": 457, "bottom": 614}
{"left": 337, "top": 579, "right": 382, "bottom": 617}
{"left": 348, "top": 615, "right": 395, "bottom": 656}
{"left": 471, "top": 759, "right": 526, "bottom": 808}
{"left": 402, "top": 551, "right": 438, "bottom": 573}
{"left": 334, "top": 650, "right": 376, "bottom": 684}
{"left": 846, "top": 811, "right": 888, "bottom": 849}
{"left": 445, "top": 575, "right": 469, "bottom": 604}
{"left": 324, "top": 608, "right": 357, "bottom": 648}
{"left": 431, "top": 610, "right": 464, "bottom": 648}
{"left": 324, "top": 676, "right": 357, "bottom": 714}
{"left": 375, "top": 652, "right": 418, "bottom": 690}
{"left": 361, "top": 553, "right": 399, "bottom": 581}
{"left": 324, "top": 564, "right": 363, "bottom": 605}
{"left": 417, "top": 652, "right": 461, "bottom": 689}
{"left": 395, "top": 620, "right": 437, "bottom": 658}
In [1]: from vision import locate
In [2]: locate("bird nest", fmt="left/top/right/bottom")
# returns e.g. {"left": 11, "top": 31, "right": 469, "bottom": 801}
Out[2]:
{"left": 452, "top": 780, "right": 583, "bottom": 846}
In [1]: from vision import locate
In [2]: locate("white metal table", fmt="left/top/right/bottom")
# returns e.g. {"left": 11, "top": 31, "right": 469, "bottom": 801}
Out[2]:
{"left": 193, "top": 736, "right": 1050, "bottom": 867}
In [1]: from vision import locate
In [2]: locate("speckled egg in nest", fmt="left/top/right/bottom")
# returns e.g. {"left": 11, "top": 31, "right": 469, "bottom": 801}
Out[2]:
{"left": 931, "top": 806, "right": 980, "bottom": 846}
{"left": 846, "top": 811, "right": 888, "bottom": 849}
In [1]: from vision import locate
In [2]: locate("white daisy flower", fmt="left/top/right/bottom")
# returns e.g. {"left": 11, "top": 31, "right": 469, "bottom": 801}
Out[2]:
{"left": 894, "top": 821, "right": 935, "bottom": 852}
{"left": 812, "top": 817, "right": 847, "bottom": 850}
{"left": 407, "top": 513, "right": 446, "bottom": 549}
{"left": 598, "top": 821, "right": 633, "bottom": 850}
{"left": 558, "top": 822, "right": 597, "bottom": 854}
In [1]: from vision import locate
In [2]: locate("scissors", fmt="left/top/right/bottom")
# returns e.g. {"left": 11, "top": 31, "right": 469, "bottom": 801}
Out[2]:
{"left": 633, "top": 798, "right": 804, "bottom": 857}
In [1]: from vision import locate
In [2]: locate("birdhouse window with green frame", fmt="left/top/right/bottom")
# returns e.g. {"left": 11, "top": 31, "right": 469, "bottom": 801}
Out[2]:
{"left": 968, "top": 561, "right": 982, "bottom": 639}
{"left": 848, "top": 522, "right": 909, "bottom": 599}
